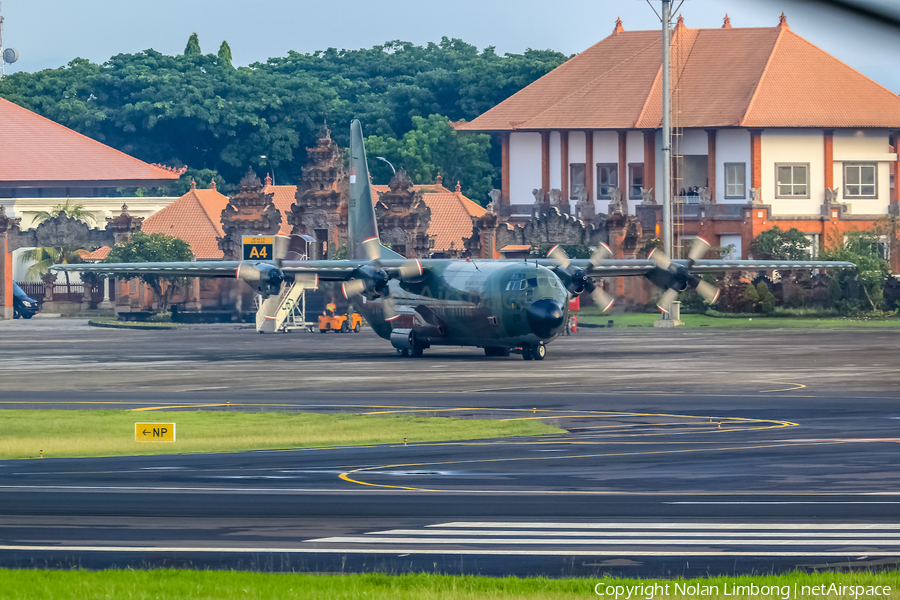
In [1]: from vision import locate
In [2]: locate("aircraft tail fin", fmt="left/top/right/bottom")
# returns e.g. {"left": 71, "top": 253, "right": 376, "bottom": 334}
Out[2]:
{"left": 348, "top": 119, "right": 403, "bottom": 261}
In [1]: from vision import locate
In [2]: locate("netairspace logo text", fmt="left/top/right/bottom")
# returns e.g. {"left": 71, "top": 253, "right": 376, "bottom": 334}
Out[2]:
{"left": 593, "top": 581, "right": 893, "bottom": 599}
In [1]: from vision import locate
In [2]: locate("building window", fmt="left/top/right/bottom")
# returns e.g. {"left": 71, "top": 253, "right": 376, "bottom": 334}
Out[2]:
{"left": 629, "top": 163, "right": 644, "bottom": 199}
{"left": 775, "top": 163, "right": 809, "bottom": 199}
{"left": 570, "top": 163, "right": 585, "bottom": 200}
{"left": 597, "top": 163, "right": 618, "bottom": 199}
{"left": 724, "top": 163, "right": 746, "bottom": 199}
{"left": 844, "top": 163, "right": 877, "bottom": 198}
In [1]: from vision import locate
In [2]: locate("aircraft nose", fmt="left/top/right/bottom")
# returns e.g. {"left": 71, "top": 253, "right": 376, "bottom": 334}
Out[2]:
{"left": 526, "top": 298, "right": 565, "bottom": 338}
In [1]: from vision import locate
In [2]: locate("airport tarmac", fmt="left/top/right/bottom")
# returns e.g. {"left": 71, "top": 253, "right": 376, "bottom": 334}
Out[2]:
{"left": 0, "top": 319, "right": 898, "bottom": 577}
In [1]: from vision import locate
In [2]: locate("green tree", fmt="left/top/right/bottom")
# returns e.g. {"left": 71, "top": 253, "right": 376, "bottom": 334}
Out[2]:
{"left": 0, "top": 39, "right": 565, "bottom": 190}
{"left": 749, "top": 226, "right": 810, "bottom": 260}
{"left": 365, "top": 114, "right": 494, "bottom": 203}
{"left": 821, "top": 229, "right": 889, "bottom": 311}
{"left": 21, "top": 199, "right": 95, "bottom": 296}
{"left": 32, "top": 197, "right": 96, "bottom": 226}
{"left": 184, "top": 33, "right": 202, "bottom": 56}
{"left": 870, "top": 214, "right": 900, "bottom": 274}
{"left": 103, "top": 232, "right": 194, "bottom": 313}
{"left": 217, "top": 41, "right": 233, "bottom": 67}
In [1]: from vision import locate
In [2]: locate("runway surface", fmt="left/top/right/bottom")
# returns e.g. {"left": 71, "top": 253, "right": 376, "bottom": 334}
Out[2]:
{"left": 0, "top": 319, "right": 898, "bottom": 576}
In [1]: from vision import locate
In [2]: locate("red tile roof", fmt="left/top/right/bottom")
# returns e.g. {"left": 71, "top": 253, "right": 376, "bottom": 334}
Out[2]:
{"left": 82, "top": 246, "right": 111, "bottom": 261}
{"left": 371, "top": 185, "right": 485, "bottom": 252}
{"left": 458, "top": 20, "right": 900, "bottom": 131}
{"left": 0, "top": 97, "right": 182, "bottom": 186}
{"left": 142, "top": 187, "right": 230, "bottom": 259}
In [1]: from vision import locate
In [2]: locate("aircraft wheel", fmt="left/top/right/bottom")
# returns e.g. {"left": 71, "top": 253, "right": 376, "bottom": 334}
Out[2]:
{"left": 532, "top": 342, "right": 547, "bottom": 361}
{"left": 396, "top": 348, "right": 410, "bottom": 358}
{"left": 522, "top": 345, "right": 533, "bottom": 360}
{"left": 410, "top": 345, "right": 424, "bottom": 358}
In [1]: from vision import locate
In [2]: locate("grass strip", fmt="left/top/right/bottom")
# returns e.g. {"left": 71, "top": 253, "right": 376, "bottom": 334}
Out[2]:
{"left": 576, "top": 311, "right": 900, "bottom": 329}
{"left": 0, "top": 570, "right": 898, "bottom": 600}
{"left": 0, "top": 409, "right": 563, "bottom": 460}
{"left": 88, "top": 318, "right": 178, "bottom": 329}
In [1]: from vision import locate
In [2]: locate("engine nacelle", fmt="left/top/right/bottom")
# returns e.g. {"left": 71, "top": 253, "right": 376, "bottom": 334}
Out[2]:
{"left": 390, "top": 328, "right": 415, "bottom": 350}
{"left": 236, "top": 263, "right": 284, "bottom": 297}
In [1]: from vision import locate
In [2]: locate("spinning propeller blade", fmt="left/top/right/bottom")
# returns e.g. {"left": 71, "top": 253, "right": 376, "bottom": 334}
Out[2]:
{"left": 657, "top": 288, "right": 679, "bottom": 314}
{"left": 648, "top": 248, "right": 672, "bottom": 270}
{"left": 589, "top": 242, "right": 612, "bottom": 266}
{"left": 590, "top": 286, "right": 615, "bottom": 313}
{"left": 547, "top": 244, "right": 613, "bottom": 311}
{"left": 362, "top": 237, "right": 382, "bottom": 263}
{"left": 687, "top": 236, "right": 711, "bottom": 264}
{"left": 382, "top": 296, "right": 399, "bottom": 322}
{"left": 647, "top": 239, "right": 720, "bottom": 312}
{"left": 342, "top": 279, "right": 367, "bottom": 298}
{"left": 547, "top": 245, "right": 571, "bottom": 270}
{"left": 272, "top": 234, "right": 291, "bottom": 266}
{"left": 696, "top": 280, "right": 721, "bottom": 304}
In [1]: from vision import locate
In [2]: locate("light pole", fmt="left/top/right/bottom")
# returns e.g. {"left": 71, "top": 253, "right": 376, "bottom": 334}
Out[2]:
{"left": 375, "top": 156, "right": 396, "bottom": 176}
{"left": 661, "top": 0, "right": 672, "bottom": 257}
{"left": 260, "top": 155, "right": 275, "bottom": 186}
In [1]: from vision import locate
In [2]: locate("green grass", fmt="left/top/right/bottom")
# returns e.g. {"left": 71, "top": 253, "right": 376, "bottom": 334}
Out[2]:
{"left": 0, "top": 570, "right": 898, "bottom": 599}
{"left": 0, "top": 409, "right": 563, "bottom": 460}
{"left": 576, "top": 309, "right": 900, "bottom": 329}
{"left": 89, "top": 317, "right": 178, "bottom": 329}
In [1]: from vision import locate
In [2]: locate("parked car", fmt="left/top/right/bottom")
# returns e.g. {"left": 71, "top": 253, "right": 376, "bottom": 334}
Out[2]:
{"left": 13, "top": 283, "right": 39, "bottom": 319}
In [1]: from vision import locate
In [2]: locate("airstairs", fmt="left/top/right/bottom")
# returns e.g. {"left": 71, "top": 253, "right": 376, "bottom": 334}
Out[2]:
{"left": 255, "top": 278, "right": 318, "bottom": 334}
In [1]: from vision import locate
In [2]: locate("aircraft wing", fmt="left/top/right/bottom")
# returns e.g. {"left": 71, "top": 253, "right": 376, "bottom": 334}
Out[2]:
{"left": 53, "top": 259, "right": 374, "bottom": 281}
{"left": 547, "top": 258, "right": 857, "bottom": 277}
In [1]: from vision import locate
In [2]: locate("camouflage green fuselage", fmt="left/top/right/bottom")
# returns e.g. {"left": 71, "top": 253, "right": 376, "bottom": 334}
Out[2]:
{"left": 350, "top": 259, "right": 569, "bottom": 348}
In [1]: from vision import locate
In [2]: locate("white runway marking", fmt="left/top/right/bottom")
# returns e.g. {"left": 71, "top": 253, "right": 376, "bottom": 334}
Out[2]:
{"left": 303, "top": 522, "right": 900, "bottom": 556}
{"left": 309, "top": 536, "right": 900, "bottom": 546}
{"left": 0, "top": 545, "right": 896, "bottom": 558}
{"left": 373, "top": 529, "right": 900, "bottom": 538}
{"left": 432, "top": 522, "right": 900, "bottom": 530}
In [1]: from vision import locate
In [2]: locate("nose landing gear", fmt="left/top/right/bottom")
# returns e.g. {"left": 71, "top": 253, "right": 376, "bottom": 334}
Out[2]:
{"left": 520, "top": 342, "right": 546, "bottom": 361}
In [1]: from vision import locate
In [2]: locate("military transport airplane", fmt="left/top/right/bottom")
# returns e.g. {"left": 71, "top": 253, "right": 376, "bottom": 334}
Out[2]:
{"left": 55, "top": 120, "right": 854, "bottom": 360}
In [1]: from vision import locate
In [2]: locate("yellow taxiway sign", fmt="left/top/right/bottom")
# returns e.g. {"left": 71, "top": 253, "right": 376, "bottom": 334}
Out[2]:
{"left": 135, "top": 423, "right": 176, "bottom": 442}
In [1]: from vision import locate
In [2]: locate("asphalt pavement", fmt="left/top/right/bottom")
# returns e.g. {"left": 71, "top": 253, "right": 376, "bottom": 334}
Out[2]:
{"left": 0, "top": 318, "right": 898, "bottom": 577}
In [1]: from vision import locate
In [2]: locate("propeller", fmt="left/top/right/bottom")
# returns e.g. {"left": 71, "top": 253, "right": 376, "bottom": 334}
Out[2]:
{"left": 236, "top": 263, "right": 284, "bottom": 297}
{"left": 647, "top": 237, "right": 721, "bottom": 314}
{"left": 547, "top": 243, "right": 615, "bottom": 312}
{"left": 340, "top": 237, "right": 424, "bottom": 323}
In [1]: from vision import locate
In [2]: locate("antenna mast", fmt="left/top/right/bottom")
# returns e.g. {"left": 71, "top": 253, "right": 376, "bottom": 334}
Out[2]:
{"left": 1, "top": 2, "right": 5, "bottom": 77}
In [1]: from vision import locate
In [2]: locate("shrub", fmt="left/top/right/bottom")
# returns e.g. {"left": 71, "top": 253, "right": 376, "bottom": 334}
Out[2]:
{"left": 743, "top": 283, "right": 760, "bottom": 312}
{"left": 757, "top": 281, "right": 776, "bottom": 313}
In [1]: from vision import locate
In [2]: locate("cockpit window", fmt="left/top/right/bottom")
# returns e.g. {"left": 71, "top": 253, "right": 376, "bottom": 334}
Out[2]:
{"left": 527, "top": 277, "right": 538, "bottom": 288}
{"left": 506, "top": 281, "right": 516, "bottom": 290}
{"left": 519, "top": 279, "right": 528, "bottom": 290}
{"left": 538, "top": 277, "right": 549, "bottom": 287}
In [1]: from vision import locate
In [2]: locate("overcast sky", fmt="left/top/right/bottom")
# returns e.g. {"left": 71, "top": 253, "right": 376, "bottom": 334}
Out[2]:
{"left": 2, "top": 0, "right": 899, "bottom": 92}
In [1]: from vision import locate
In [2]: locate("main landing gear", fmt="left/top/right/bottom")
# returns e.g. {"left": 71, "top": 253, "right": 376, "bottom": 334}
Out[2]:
{"left": 396, "top": 346, "right": 424, "bottom": 358}
{"left": 520, "top": 342, "right": 546, "bottom": 361}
